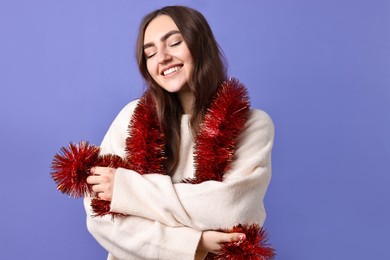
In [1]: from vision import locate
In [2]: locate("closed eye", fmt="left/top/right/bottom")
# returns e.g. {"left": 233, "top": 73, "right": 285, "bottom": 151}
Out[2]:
{"left": 146, "top": 52, "right": 156, "bottom": 59}
{"left": 170, "top": 41, "right": 182, "bottom": 47}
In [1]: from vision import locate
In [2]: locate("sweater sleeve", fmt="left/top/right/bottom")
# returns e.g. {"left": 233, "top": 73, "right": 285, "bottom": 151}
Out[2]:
{"left": 84, "top": 100, "right": 202, "bottom": 260}
{"left": 110, "top": 109, "right": 274, "bottom": 231}
{"left": 85, "top": 197, "right": 202, "bottom": 260}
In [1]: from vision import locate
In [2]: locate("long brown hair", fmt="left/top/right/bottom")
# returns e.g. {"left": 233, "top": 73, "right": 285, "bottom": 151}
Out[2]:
{"left": 136, "top": 6, "right": 227, "bottom": 175}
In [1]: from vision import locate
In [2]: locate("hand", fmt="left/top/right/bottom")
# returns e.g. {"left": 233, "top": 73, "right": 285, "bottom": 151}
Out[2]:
{"left": 196, "top": 230, "right": 246, "bottom": 255}
{"left": 86, "top": 167, "right": 116, "bottom": 201}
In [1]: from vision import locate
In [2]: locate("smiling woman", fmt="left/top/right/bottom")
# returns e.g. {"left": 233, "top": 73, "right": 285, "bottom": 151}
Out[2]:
{"left": 143, "top": 15, "right": 194, "bottom": 108}
{"left": 76, "top": 5, "right": 276, "bottom": 260}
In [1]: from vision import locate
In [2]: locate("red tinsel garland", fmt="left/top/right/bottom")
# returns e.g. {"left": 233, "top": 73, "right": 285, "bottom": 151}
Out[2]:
{"left": 51, "top": 141, "right": 98, "bottom": 198}
{"left": 206, "top": 224, "right": 275, "bottom": 260}
{"left": 125, "top": 90, "right": 166, "bottom": 175}
{"left": 51, "top": 141, "right": 128, "bottom": 198}
{"left": 51, "top": 79, "right": 275, "bottom": 259}
{"left": 186, "top": 79, "right": 250, "bottom": 184}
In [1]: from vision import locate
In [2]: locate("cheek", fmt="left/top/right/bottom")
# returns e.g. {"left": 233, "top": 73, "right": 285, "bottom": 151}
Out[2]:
{"left": 146, "top": 61, "right": 156, "bottom": 77}
{"left": 184, "top": 52, "right": 194, "bottom": 73}
{"left": 183, "top": 44, "right": 193, "bottom": 63}
{"left": 186, "top": 58, "right": 194, "bottom": 76}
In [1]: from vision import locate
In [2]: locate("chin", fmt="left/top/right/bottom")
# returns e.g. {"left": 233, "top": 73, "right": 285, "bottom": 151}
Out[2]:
{"left": 160, "top": 83, "right": 187, "bottom": 93}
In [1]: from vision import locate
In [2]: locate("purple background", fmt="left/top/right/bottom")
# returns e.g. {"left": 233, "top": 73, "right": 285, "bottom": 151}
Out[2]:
{"left": 1, "top": 0, "right": 389, "bottom": 259}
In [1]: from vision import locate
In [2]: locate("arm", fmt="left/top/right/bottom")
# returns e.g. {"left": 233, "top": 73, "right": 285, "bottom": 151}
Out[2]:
{"left": 85, "top": 101, "right": 202, "bottom": 259}
{"left": 86, "top": 195, "right": 244, "bottom": 259}
{"left": 85, "top": 196, "right": 202, "bottom": 260}
{"left": 110, "top": 109, "right": 274, "bottom": 230}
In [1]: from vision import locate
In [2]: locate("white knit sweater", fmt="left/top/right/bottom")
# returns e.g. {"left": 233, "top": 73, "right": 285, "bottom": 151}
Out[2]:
{"left": 84, "top": 99, "right": 274, "bottom": 260}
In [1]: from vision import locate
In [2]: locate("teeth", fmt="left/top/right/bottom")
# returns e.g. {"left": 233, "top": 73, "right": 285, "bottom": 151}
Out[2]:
{"left": 163, "top": 66, "right": 181, "bottom": 76}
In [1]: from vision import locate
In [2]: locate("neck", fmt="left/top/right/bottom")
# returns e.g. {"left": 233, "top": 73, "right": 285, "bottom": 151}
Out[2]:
{"left": 177, "top": 86, "right": 194, "bottom": 114}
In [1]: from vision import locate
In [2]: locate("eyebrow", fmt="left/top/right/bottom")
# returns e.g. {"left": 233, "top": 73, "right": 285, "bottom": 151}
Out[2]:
{"left": 143, "top": 30, "right": 181, "bottom": 49}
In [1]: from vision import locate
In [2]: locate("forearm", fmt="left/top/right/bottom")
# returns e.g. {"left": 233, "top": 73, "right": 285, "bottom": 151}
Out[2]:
{"left": 110, "top": 164, "right": 270, "bottom": 230}
{"left": 84, "top": 197, "right": 202, "bottom": 260}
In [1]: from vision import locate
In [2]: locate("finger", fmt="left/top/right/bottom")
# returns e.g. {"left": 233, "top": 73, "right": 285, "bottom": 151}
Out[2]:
{"left": 221, "top": 232, "right": 246, "bottom": 243}
{"left": 96, "top": 190, "right": 112, "bottom": 201}
{"left": 92, "top": 166, "right": 110, "bottom": 174}
{"left": 98, "top": 192, "right": 111, "bottom": 201}
{"left": 97, "top": 191, "right": 104, "bottom": 199}
{"left": 91, "top": 184, "right": 104, "bottom": 193}
{"left": 90, "top": 167, "right": 103, "bottom": 175}
{"left": 206, "top": 242, "right": 222, "bottom": 254}
{"left": 86, "top": 175, "right": 101, "bottom": 184}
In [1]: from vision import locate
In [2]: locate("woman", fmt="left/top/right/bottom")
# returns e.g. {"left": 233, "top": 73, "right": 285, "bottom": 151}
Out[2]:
{"left": 84, "top": 5, "right": 274, "bottom": 260}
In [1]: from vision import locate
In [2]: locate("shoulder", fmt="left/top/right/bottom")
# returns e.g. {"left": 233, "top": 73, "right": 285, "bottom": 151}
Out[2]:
{"left": 99, "top": 99, "right": 140, "bottom": 155}
{"left": 247, "top": 109, "right": 274, "bottom": 137}
{"left": 103, "top": 99, "right": 140, "bottom": 138}
{"left": 237, "top": 109, "right": 275, "bottom": 150}
{"left": 111, "top": 99, "right": 140, "bottom": 125}
{"left": 118, "top": 99, "right": 140, "bottom": 117}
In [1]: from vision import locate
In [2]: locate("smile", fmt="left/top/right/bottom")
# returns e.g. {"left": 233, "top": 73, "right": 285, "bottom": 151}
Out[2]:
{"left": 162, "top": 65, "right": 183, "bottom": 76}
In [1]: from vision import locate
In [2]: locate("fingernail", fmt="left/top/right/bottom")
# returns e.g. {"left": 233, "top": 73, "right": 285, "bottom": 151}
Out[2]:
{"left": 239, "top": 234, "right": 246, "bottom": 240}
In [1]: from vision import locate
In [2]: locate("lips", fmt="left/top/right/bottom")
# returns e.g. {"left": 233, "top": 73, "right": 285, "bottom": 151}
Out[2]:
{"left": 161, "top": 65, "right": 183, "bottom": 76}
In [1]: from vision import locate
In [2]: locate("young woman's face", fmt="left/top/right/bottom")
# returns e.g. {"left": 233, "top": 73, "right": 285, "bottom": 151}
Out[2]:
{"left": 143, "top": 15, "right": 194, "bottom": 93}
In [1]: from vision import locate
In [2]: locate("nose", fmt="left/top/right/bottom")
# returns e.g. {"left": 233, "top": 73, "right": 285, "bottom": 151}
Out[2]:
{"left": 157, "top": 48, "right": 171, "bottom": 64}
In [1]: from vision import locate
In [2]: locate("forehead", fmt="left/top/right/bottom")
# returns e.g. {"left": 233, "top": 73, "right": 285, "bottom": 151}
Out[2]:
{"left": 144, "top": 15, "right": 180, "bottom": 43}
